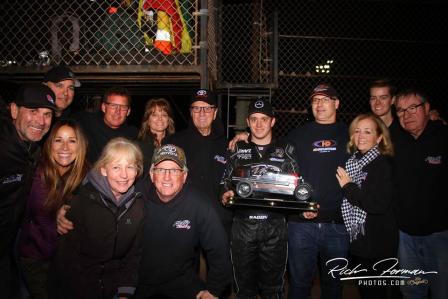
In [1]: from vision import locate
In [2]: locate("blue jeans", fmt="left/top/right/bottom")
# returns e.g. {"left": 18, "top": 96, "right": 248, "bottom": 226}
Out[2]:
{"left": 398, "top": 230, "right": 448, "bottom": 299}
{"left": 287, "top": 222, "right": 349, "bottom": 299}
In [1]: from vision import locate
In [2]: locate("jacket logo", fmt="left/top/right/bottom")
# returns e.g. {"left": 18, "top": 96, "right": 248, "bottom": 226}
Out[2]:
{"left": 214, "top": 155, "right": 226, "bottom": 164}
{"left": 125, "top": 218, "right": 132, "bottom": 225}
{"left": 173, "top": 220, "right": 191, "bottom": 230}
{"left": 1, "top": 174, "right": 23, "bottom": 184}
{"left": 425, "top": 156, "right": 442, "bottom": 165}
{"left": 273, "top": 148, "right": 285, "bottom": 158}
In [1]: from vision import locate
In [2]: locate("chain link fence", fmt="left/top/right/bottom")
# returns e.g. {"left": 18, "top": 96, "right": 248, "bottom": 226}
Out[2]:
{"left": 0, "top": 0, "right": 199, "bottom": 68}
{"left": 218, "top": 0, "right": 448, "bottom": 137}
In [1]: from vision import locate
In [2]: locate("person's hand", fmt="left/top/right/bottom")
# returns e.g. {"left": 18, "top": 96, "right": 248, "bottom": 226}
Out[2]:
{"left": 336, "top": 166, "right": 351, "bottom": 187}
{"left": 228, "top": 132, "right": 249, "bottom": 151}
{"left": 221, "top": 190, "right": 235, "bottom": 205}
{"left": 56, "top": 204, "right": 74, "bottom": 235}
{"left": 196, "top": 290, "right": 218, "bottom": 299}
{"left": 302, "top": 204, "right": 320, "bottom": 219}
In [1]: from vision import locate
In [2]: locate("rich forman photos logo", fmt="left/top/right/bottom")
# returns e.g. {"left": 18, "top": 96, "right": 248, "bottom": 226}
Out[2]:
{"left": 326, "top": 258, "right": 437, "bottom": 287}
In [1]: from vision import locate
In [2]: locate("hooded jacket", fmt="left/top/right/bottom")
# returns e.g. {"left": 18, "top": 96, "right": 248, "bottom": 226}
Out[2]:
{"left": 50, "top": 170, "right": 144, "bottom": 299}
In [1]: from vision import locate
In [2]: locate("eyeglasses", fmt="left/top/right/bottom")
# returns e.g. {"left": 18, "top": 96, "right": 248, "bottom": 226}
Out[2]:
{"left": 396, "top": 103, "right": 424, "bottom": 117}
{"left": 152, "top": 168, "right": 184, "bottom": 176}
{"left": 190, "top": 106, "right": 216, "bottom": 113}
{"left": 105, "top": 102, "right": 130, "bottom": 112}
{"left": 311, "top": 97, "right": 334, "bottom": 105}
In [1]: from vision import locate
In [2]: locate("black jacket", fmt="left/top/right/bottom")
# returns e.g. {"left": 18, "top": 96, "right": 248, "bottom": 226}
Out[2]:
{"left": 167, "top": 120, "right": 232, "bottom": 227}
{"left": 393, "top": 121, "right": 448, "bottom": 235}
{"left": 50, "top": 182, "right": 144, "bottom": 299}
{"left": 0, "top": 116, "right": 40, "bottom": 257}
{"left": 137, "top": 181, "right": 231, "bottom": 297}
{"left": 75, "top": 111, "right": 138, "bottom": 163}
{"left": 342, "top": 155, "right": 398, "bottom": 258}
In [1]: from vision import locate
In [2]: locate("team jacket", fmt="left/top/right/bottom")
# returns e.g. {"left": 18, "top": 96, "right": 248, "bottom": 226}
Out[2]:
{"left": 137, "top": 181, "right": 232, "bottom": 297}
{"left": 0, "top": 117, "right": 40, "bottom": 257}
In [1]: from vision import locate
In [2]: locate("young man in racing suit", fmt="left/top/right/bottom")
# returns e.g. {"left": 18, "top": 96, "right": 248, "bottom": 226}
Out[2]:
{"left": 221, "top": 99, "right": 303, "bottom": 299}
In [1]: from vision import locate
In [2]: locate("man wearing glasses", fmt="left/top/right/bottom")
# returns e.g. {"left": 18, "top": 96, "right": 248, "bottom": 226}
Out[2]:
{"left": 76, "top": 86, "right": 138, "bottom": 163}
{"left": 393, "top": 88, "right": 448, "bottom": 299}
{"left": 135, "top": 144, "right": 231, "bottom": 299}
{"left": 286, "top": 83, "right": 349, "bottom": 299}
{"left": 168, "top": 89, "right": 232, "bottom": 233}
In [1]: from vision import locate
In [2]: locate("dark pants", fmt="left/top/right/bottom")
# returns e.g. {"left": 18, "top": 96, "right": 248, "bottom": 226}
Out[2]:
{"left": 231, "top": 217, "right": 287, "bottom": 299}
{"left": 287, "top": 222, "right": 349, "bottom": 299}
{"left": 0, "top": 252, "right": 20, "bottom": 299}
{"left": 20, "top": 257, "right": 50, "bottom": 299}
{"left": 134, "top": 272, "right": 204, "bottom": 299}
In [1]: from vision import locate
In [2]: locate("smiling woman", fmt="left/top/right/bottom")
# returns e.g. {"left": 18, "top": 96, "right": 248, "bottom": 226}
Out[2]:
{"left": 49, "top": 137, "right": 145, "bottom": 299}
{"left": 18, "top": 120, "right": 89, "bottom": 299}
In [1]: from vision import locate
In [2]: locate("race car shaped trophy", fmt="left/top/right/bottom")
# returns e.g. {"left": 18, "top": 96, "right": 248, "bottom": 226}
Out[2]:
{"left": 226, "top": 163, "right": 318, "bottom": 211}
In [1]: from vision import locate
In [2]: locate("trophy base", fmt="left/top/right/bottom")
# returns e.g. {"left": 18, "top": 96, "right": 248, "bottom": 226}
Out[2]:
{"left": 227, "top": 197, "right": 318, "bottom": 212}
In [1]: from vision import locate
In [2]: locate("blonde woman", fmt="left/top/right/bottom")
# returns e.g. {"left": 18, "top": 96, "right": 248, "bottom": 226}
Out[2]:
{"left": 336, "top": 114, "right": 397, "bottom": 299}
{"left": 49, "top": 137, "right": 144, "bottom": 299}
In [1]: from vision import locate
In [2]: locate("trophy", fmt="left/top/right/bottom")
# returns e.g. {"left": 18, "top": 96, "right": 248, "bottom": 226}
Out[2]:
{"left": 226, "top": 163, "right": 318, "bottom": 212}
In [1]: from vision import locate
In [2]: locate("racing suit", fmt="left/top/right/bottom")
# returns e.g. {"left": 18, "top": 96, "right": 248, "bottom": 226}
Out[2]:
{"left": 222, "top": 140, "right": 299, "bottom": 299}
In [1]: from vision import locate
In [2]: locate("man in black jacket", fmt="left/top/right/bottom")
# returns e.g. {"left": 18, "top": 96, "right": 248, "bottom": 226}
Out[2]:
{"left": 135, "top": 144, "right": 231, "bottom": 299}
{"left": 75, "top": 86, "right": 138, "bottom": 164}
{"left": 221, "top": 99, "right": 296, "bottom": 299}
{"left": 394, "top": 88, "right": 448, "bottom": 299}
{"left": 168, "top": 89, "right": 231, "bottom": 232}
{"left": 0, "top": 84, "right": 56, "bottom": 298}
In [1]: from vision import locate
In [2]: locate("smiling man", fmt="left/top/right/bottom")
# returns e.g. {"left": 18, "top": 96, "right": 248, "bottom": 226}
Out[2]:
{"left": 285, "top": 83, "right": 350, "bottom": 299}
{"left": 44, "top": 65, "right": 81, "bottom": 118}
{"left": 393, "top": 88, "right": 448, "bottom": 299}
{"left": 135, "top": 144, "right": 231, "bottom": 299}
{"left": 0, "top": 83, "right": 56, "bottom": 298}
{"left": 75, "top": 86, "right": 138, "bottom": 163}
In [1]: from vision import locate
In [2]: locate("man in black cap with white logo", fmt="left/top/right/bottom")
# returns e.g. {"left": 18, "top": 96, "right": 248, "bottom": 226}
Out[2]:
{"left": 0, "top": 83, "right": 56, "bottom": 298}
{"left": 221, "top": 98, "right": 307, "bottom": 299}
{"left": 44, "top": 65, "right": 81, "bottom": 118}
{"left": 135, "top": 144, "right": 231, "bottom": 299}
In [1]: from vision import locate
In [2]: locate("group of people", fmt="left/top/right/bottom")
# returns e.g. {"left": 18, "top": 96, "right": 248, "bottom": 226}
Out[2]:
{"left": 0, "top": 65, "right": 446, "bottom": 299}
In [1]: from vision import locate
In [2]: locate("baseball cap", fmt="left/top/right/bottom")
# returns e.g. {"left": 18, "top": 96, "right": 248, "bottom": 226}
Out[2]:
{"left": 44, "top": 65, "right": 81, "bottom": 87}
{"left": 191, "top": 89, "right": 217, "bottom": 106}
{"left": 247, "top": 98, "right": 274, "bottom": 117}
{"left": 152, "top": 144, "right": 188, "bottom": 170}
{"left": 310, "top": 83, "right": 339, "bottom": 99}
{"left": 15, "top": 83, "right": 57, "bottom": 111}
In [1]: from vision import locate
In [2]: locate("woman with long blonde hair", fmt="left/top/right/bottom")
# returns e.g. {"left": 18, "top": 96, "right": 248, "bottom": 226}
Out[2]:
{"left": 19, "top": 120, "right": 89, "bottom": 299}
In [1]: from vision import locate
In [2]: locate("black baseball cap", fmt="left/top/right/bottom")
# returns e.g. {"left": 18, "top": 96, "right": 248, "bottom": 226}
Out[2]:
{"left": 247, "top": 98, "right": 274, "bottom": 117}
{"left": 15, "top": 83, "right": 57, "bottom": 111}
{"left": 44, "top": 65, "right": 81, "bottom": 87}
{"left": 191, "top": 89, "right": 217, "bottom": 106}
{"left": 152, "top": 144, "right": 188, "bottom": 170}
{"left": 309, "top": 83, "right": 339, "bottom": 99}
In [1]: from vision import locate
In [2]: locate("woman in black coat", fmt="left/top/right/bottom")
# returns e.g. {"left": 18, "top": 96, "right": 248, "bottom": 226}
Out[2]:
{"left": 336, "top": 114, "right": 398, "bottom": 299}
{"left": 49, "top": 137, "right": 145, "bottom": 299}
